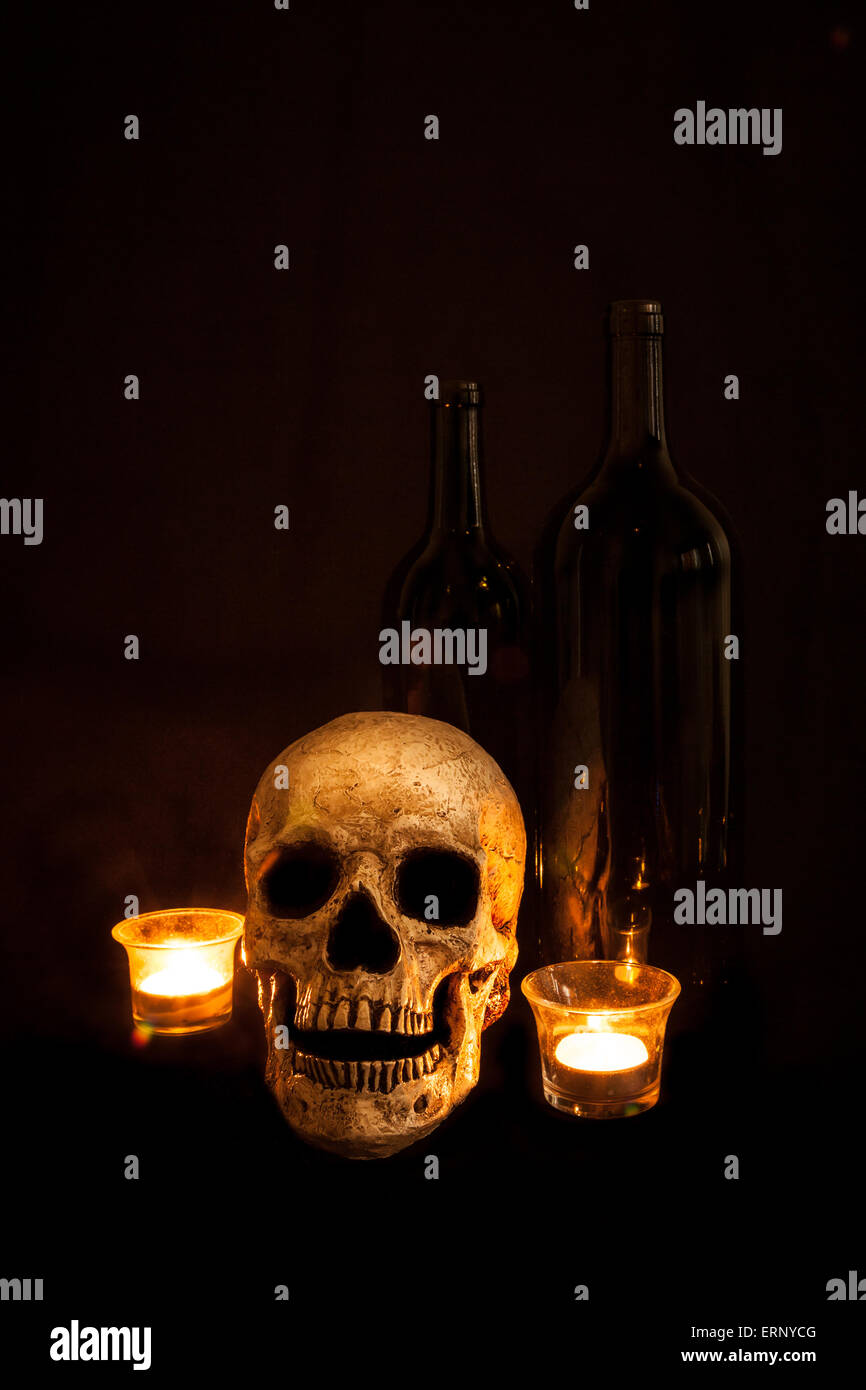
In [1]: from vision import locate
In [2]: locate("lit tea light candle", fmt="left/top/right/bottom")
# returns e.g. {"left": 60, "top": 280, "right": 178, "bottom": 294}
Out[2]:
{"left": 522, "top": 960, "right": 680, "bottom": 1119}
{"left": 555, "top": 1030, "right": 649, "bottom": 1072}
{"left": 112, "top": 909, "right": 244, "bottom": 1036}
{"left": 135, "top": 947, "right": 232, "bottom": 1031}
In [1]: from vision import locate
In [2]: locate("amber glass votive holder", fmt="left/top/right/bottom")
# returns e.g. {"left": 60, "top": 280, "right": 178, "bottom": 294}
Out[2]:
{"left": 112, "top": 908, "right": 244, "bottom": 1035}
{"left": 521, "top": 960, "right": 680, "bottom": 1119}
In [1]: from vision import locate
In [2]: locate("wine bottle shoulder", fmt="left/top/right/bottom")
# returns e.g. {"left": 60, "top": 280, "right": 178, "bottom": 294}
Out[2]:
{"left": 543, "top": 468, "right": 734, "bottom": 576}
{"left": 397, "top": 533, "right": 528, "bottom": 626}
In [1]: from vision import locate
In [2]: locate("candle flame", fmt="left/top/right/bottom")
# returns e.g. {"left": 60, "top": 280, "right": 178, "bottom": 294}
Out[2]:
{"left": 555, "top": 1031, "right": 649, "bottom": 1072}
{"left": 139, "top": 950, "right": 226, "bottom": 997}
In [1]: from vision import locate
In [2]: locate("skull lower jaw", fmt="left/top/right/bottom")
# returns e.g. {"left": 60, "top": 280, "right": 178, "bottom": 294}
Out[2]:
{"left": 268, "top": 1058, "right": 462, "bottom": 1159}
{"left": 263, "top": 974, "right": 485, "bottom": 1159}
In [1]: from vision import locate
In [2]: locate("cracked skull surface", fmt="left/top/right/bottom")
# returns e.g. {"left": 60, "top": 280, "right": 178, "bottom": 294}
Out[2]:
{"left": 243, "top": 711, "right": 526, "bottom": 1158}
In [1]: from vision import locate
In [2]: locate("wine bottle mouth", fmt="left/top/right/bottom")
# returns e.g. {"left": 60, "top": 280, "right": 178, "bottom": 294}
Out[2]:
{"left": 607, "top": 300, "right": 664, "bottom": 336}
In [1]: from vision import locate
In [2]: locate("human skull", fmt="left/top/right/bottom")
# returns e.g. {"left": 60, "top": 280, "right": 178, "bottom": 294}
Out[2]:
{"left": 243, "top": 711, "right": 525, "bottom": 1158}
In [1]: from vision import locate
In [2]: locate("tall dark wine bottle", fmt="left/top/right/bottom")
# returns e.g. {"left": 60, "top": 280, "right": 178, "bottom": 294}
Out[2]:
{"left": 381, "top": 380, "right": 531, "bottom": 804}
{"left": 534, "top": 301, "right": 744, "bottom": 1040}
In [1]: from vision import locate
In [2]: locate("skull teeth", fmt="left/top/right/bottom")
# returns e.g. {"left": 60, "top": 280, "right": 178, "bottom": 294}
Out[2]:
{"left": 296, "top": 994, "right": 428, "bottom": 1034}
{"left": 398, "top": 1006, "right": 428, "bottom": 1035}
{"left": 292, "top": 1043, "right": 442, "bottom": 1094}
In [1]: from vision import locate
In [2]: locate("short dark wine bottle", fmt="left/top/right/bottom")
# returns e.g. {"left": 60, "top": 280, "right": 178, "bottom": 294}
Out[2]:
{"left": 534, "top": 302, "right": 744, "bottom": 1043}
{"left": 381, "top": 381, "right": 531, "bottom": 805}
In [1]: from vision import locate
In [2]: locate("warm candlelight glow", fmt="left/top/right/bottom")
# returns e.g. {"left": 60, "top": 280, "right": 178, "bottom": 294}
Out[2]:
{"left": 112, "top": 908, "right": 244, "bottom": 1035}
{"left": 139, "top": 952, "right": 226, "bottom": 998}
{"left": 522, "top": 960, "right": 680, "bottom": 1118}
{"left": 555, "top": 1030, "right": 649, "bottom": 1072}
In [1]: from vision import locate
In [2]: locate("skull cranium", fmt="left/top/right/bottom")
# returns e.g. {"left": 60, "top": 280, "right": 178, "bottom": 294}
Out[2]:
{"left": 243, "top": 711, "right": 525, "bottom": 1158}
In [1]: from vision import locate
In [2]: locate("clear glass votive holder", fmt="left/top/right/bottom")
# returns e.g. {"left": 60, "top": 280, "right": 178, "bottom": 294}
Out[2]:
{"left": 521, "top": 960, "right": 680, "bottom": 1119}
{"left": 112, "top": 908, "right": 244, "bottom": 1035}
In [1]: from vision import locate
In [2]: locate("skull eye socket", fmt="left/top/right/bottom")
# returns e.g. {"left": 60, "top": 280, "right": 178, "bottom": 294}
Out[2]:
{"left": 396, "top": 849, "right": 480, "bottom": 926}
{"left": 260, "top": 842, "right": 339, "bottom": 918}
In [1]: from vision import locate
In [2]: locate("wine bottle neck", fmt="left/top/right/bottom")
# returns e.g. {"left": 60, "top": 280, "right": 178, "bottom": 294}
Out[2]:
{"left": 430, "top": 390, "right": 488, "bottom": 535}
{"left": 602, "top": 323, "right": 673, "bottom": 473}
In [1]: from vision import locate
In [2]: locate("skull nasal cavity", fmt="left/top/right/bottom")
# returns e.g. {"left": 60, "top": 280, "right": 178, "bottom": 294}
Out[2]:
{"left": 326, "top": 894, "right": 400, "bottom": 974}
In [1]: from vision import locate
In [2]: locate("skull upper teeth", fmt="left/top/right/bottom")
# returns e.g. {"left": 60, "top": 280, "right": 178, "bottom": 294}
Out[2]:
{"left": 294, "top": 993, "right": 429, "bottom": 1034}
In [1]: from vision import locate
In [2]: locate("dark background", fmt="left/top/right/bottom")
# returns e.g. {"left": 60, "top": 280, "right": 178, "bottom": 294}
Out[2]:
{"left": 1, "top": 0, "right": 863, "bottom": 1373}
